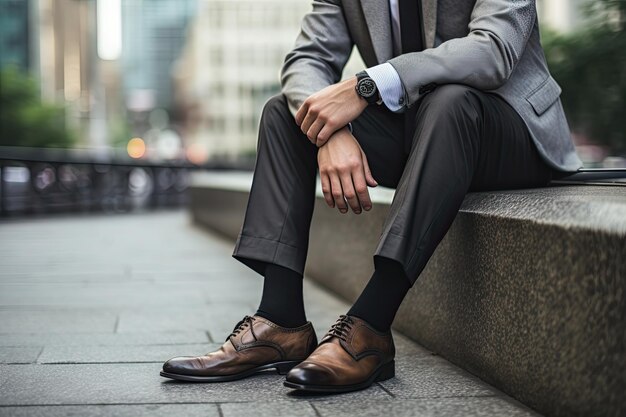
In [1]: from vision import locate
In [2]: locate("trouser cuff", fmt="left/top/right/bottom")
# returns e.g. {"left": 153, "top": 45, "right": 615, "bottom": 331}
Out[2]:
{"left": 374, "top": 232, "right": 420, "bottom": 286}
{"left": 232, "top": 234, "right": 306, "bottom": 276}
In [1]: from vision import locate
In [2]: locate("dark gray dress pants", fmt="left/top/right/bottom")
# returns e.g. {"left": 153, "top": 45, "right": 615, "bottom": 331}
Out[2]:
{"left": 232, "top": 84, "right": 559, "bottom": 286}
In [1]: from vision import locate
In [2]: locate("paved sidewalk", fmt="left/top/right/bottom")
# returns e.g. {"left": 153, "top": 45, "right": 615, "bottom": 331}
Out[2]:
{"left": 0, "top": 211, "right": 539, "bottom": 416}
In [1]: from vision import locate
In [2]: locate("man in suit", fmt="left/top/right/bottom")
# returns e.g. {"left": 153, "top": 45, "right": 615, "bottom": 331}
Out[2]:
{"left": 161, "top": 0, "right": 582, "bottom": 392}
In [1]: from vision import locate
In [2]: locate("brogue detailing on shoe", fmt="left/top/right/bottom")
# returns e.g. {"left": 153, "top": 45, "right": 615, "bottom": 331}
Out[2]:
{"left": 226, "top": 315, "right": 316, "bottom": 360}
{"left": 254, "top": 316, "right": 315, "bottom": 333}
{"left": 237, "top": 340, "right": 287, "bottom": 359}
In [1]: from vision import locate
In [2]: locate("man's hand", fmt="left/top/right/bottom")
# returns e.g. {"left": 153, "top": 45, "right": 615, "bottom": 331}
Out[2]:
{"left": 296, "top": 77, "right": 368, "bottom": 147}
{"left": 317, "top": 127, "right": 378, "bottom": 214}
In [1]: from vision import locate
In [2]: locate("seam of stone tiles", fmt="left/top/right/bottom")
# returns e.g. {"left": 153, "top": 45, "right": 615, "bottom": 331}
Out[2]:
{"left": 0, "top": 395, "right": 520, "bottom": 409}
{"left": 383, "top": 393, "right": 500, "bottom": 400}
{"left": 309, "top": 402, "right": 323, "bottom": 417}
{"left": 36, "top": 361, "right": 173, "bottom": 365}
{"left": 33, "top": 346, "right": 44, "bottom": 365}
{"left": 0, "top": 342, "right": 214, "bottom": 348}
{"left": 375, "top": 382, "right": 396, "bottom": 398}
{"left": 0, "top": 401, "right": 244, "bottom": 407}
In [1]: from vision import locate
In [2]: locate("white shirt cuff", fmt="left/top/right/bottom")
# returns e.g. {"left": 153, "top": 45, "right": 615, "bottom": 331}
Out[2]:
{"left": 365, "top": 63, "right": 406, "bottom": 112}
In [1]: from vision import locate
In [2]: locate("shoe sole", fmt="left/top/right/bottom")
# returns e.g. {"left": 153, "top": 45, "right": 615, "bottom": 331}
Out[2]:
{"left": 283, "top": 360, "right": 395, "bottom": 393}
{"left": 160, "top": 360, "right": 300, "bottom": 382}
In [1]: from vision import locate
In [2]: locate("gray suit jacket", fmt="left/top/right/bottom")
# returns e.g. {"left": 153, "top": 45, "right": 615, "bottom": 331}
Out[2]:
{"left": 280, "top": 0, "right": 583, "bottom": 171}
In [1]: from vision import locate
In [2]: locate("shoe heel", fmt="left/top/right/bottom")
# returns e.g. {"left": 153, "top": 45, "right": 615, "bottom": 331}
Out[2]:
{"left": 376, "top": 360, "right": 395, "bottom": 381}
{"left": 275, "top": 361, "right": 299, "bottom": 375}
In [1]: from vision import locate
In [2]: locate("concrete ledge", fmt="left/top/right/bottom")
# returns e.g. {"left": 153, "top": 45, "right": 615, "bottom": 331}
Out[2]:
{"left": 189, "top": 171, "right": 626, "bottom": 417}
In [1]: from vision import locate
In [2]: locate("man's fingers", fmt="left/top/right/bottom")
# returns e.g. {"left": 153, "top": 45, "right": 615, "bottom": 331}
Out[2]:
{"left": 315, "top": 124, "right": 335, "bottom": 147}
{"left": 320, "top": 173, "right": 334, "bottom": 208}
{"left": 340, "top": 172, "right": 361, "bottom": 214}
{"left": 307, "top": 119, "right": 324, "bottom": 145}
{"left": 295, "top": 101, "right": 308, "bottom": 126}
{"left": 329, "top": 173, "right": 347, "bottom": 213}
{"left": 351, "top": 167, "right": 371, "bottom": 212}
{"left": 361, "top": 148, "right": 378, "bottom": 187}
{"left": 300, "top": 111, "right": 317, "bottom": 142}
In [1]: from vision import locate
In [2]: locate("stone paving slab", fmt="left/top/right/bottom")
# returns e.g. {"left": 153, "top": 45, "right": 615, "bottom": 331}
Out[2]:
{"left": 37, "top": 343, "right": 220, "bottom": 364}
{"left": 0, "top": 363, "right": 391, "bottom": 406}
{"left": 0, "top": 271, "right": 130, "bottom": 284}
{"left": 0, "top": 211, "right": 542, "bottom": 416}
{"left": 116, "top": 305, "right": 257, "bottom": 337}
{"left": 314, "top": 397, "right": 540, "bottom": 416}
{"left": 221, "top": 401, "right": 317, "bottom": 416}
{"left": 0, "top": 404, "right": 220, "bottom": 417}
{"left": 0, "top": 283, "right": 209, "bottom": 308}
{"left": 0, "top": 347, "right": 42, "bottom": 364}
{"left": 0, "top": 332, "right": 209, "bottom": 347}
{"left": 0, "top": 398, "right": 534, "bottom": 417}
{"left": 380, "top": 355, "right": 496, "bottom": 398}
{"left": 0, "top": 310, "right": 117, "bottom": 334}
{"left": 0, "top": 262, "right": 235, "bottom": 278}
{"left": 0, "top": 365, "right": 9, "bottom": 390}
{"left": 132, "top": 270, "right": 250, "bottom": 282}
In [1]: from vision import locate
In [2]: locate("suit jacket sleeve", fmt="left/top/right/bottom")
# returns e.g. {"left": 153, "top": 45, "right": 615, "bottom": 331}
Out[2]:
{"left": 280, "top": 0, "right": 354, "bottom": 117}
{"left": 388, "top": 0, "right": 536, "bottom": 108}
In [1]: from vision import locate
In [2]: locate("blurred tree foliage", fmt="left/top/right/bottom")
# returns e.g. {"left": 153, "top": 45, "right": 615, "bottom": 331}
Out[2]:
{"left": 0, "top": 66, "right": 75, "bottom": 148}
{"left": 541, "top": 0, "right": 626, "bottom": 153}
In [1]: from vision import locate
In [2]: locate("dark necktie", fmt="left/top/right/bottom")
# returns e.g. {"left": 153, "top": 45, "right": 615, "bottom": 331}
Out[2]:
{"left": 398, "top": 0, "right": 426, "bottom": 146}
{"left": 399, "top": 0, "right": 424, "bottom": 54}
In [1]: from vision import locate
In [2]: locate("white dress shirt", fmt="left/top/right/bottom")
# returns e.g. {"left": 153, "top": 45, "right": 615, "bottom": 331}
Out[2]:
{"left": 364, "top": 0, "right": 434, "bottom": 112}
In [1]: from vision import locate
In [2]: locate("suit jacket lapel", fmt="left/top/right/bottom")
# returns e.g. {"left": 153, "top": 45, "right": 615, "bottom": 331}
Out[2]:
{"left": 361, "top": 0, "right": 393, "bottom": 63}
{"left": 360, "top": 0, "right": 438, "bottom": 64}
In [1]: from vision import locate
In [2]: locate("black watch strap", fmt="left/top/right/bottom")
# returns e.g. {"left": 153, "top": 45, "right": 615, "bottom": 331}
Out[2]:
{"left": 355, "top": 71, "right": 380, "bottom": 105}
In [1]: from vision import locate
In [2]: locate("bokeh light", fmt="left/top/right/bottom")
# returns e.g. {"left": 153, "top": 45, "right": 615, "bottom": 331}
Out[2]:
{"left": 186, "top": 142, "right": 209, "bottom": 165}
{"left": 127, "top": 137, "right": 146, "bottom": 159}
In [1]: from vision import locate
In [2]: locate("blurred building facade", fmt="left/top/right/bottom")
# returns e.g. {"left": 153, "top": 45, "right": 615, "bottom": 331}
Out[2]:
{"left": 122, "top": 0, "right": 196, "bottom": 113}
{"left": 172, "top": 0, "right": 364, "bottom": 161}
{"left": 0, "top": 0, "right": 95, "bottom": 117}
{"left": 34, "top": 0, "right": 96, "bottom": 145}
{"left": 172, "top": 0, "right": 309, "bottom": 160}
{"left": 0, "top": 0, "right": 32, "bottom": 71}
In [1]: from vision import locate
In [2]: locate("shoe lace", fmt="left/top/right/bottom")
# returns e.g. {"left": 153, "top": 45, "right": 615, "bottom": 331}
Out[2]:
{"left": 226, "top": 315, "right": 256, "bottom": 341}
{"left": 325, "top": 315, "right": 354, "bottom": 342}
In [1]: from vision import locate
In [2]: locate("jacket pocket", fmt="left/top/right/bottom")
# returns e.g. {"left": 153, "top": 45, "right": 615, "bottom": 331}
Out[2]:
{"left": 525, "top": 76, "right": 562, "bottom": 116}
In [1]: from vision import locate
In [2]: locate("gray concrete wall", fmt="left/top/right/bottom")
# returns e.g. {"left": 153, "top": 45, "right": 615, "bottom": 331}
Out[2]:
{"left": 189, "top": 172, "right": 626, "bottom": 417}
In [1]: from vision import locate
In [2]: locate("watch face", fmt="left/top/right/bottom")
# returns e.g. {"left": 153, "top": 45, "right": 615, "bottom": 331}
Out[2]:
{"left": 358, "top": 78, "right": 376, "bottom": 98}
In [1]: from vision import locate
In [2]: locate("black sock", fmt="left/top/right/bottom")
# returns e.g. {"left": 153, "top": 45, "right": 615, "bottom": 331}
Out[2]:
{"left": 347, "top": 258, "right": 411, "bottom": 332}
{"left": 255, "top": 263, "right": 307, "bottom": 328}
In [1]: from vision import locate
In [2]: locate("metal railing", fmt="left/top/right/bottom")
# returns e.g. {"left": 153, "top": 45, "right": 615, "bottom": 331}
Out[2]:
{"left": 0, "top": 146, "right": 231, "bottom": 217}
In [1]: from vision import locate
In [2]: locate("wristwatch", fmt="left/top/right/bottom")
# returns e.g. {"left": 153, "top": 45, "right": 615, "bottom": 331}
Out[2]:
{"left": 355, "top": 71, "right": 382, "bottom": 105}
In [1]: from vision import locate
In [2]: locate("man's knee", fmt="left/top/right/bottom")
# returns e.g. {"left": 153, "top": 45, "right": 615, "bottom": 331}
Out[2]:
{"left": 418, "top": 84, "right": 482, "bottom": 119}
{"left": 412, "top": 84, "right": 484, "bottom": 154}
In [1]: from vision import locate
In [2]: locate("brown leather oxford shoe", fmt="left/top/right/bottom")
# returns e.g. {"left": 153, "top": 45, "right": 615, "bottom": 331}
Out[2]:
{"left": 284, "top": 315, "right": 395, "bottom": 393}
{"left": 160, "top": 315, "right": 317, "bottom": 382}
